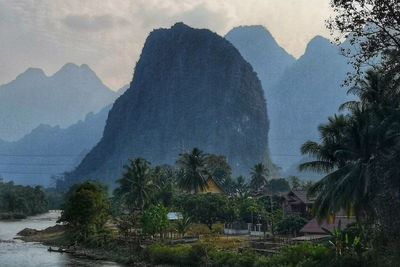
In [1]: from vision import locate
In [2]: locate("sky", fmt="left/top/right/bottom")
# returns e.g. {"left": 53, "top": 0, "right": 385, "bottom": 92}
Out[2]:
{"left": 0, "top": 0, "right": 333, "bottom": 90}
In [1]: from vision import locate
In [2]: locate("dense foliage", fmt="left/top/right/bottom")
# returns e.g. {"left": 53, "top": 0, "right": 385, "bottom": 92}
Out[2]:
{"left": 275, "top": 215, "right": 308, "bottom": 236}
{"left": 329, "top": 0, "right": 400, "bottom": 85}
{"left": 141, "top": 204, "right": 169, "bottom": 237}
{"left": 0, "top": 180, "right": 48, "bottom": 219}
{"left": 147, "top": 242, "right": 365, "bottom": 267}
{"left": 58, "top": 182, "right": 110, "bottom": 241}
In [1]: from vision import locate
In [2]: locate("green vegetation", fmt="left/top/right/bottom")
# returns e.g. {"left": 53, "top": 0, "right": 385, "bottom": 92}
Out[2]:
{"left": 146, "top": 242, "right": 365, "bottom": 267}
{"left": 58, "top": 182, "right": 110, "bottom": 241}
{"left": 177, "top": 147, "right": 210, "bottom": 193}
{"left": 113, "top": 158, "right": 157, "bottom": 212}
{"left": 275, "top": 215, "right": 308, "bottom": 236}
{"left": 249, "top": 163, "right": 269, "bottom": 191}
{"left": 141, "top": 204, "right": 169, "bottom": 237}
{"left": 0, "top": 180, "right": 48, "bottom": 219}
{"left": 24, "top": 3, "right": 400, "bottom": 266}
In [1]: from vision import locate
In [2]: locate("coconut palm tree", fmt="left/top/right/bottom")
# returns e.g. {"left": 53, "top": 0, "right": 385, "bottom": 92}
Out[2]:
{"left": 249, "top": 163, "right": 269, "bottom": 192}
{"left": 114, "top": 158, "right": 158, "bottom": 212}
{"left": 300, "top": 71, "right": 400, "bottom": 220}
{"left": 176, "top": 148, "right": 209, "bottom": 193}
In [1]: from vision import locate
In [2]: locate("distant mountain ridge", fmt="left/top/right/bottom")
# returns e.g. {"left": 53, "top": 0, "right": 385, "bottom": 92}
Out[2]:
{"left": 0, "top": 63, "right": 118, "bottom": 141}
{"left": 61, "top": 23, "right": 272, "bottom": 188}
{"left": 226, "top": 26, "right": 352, "bottom": 174}
{"left": 268, "top": 36, "right": 352, "bottom": 171}
{"left": 225, "top": 25, "right": 295, "bottom": 90}
{"left": 0, "top": 105, "right": 111, "bottom": 186}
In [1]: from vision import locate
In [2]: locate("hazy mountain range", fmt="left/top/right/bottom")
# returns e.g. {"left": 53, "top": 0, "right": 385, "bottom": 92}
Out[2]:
{"left": 0, "top": 105, "right": 111, "bottom": 186}
{"left": 227, "top": 26, "right": 352, "bottom": 176}
{"left": 0, "top": 24, "right": 353, "bottom": 186}
{"left": 60, "top": 23, "right": 272, "bottom": 188}
{"left": 0, "top": 63, "right": 118, "bottom": 141}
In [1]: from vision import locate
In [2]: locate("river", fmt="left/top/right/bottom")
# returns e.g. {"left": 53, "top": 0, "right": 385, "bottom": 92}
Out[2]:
{"left": 0, "top": 211, "right": 123, "bottom": 267}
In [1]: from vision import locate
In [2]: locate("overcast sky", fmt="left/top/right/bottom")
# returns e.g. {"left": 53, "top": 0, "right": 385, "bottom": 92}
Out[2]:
{"left": 0, "top": 0, "right": 333, "bottom": 90}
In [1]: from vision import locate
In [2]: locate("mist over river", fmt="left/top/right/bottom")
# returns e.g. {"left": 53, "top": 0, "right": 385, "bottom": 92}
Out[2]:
{"left": 0, "top": 212, "right": 122, "bottom": 267}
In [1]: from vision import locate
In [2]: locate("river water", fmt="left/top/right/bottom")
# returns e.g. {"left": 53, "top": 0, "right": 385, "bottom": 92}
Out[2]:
{"left": 0, "top": 211, "right": 123, "bottom": 267}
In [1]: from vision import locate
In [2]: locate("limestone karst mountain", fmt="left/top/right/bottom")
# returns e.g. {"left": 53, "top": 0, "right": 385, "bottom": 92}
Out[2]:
{"left": 227, "top": 27, "right": 351, "bottom": 172}
{"left": 62, "top": 23, "right": 272, "bottom": 188}
{"left": 225, "top": 25, "right": 295, "bottom": 91}
{"left": 0, "top": 63, "right": 117, "bottom": 141}
{"left": 268, "top": 36, "right": 352, "bottom": 170}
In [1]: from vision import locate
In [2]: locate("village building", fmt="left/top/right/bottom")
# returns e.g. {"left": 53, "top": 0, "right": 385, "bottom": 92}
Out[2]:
{"left": 299, "top": 216, "right": 356, "bottom": 237}
{"left": 199, "top": 176, "right": 226, "bottom": 194}
{"left": 283, "top": 190, "right": 314, "bottom": 219}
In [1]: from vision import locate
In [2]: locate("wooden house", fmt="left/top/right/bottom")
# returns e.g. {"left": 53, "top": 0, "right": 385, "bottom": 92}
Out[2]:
{"left": 283, "top": 190, "right": 314, "bottom": 218}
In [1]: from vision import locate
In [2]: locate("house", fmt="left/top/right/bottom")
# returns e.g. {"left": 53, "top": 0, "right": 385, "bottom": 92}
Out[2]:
{"left": 300, "top": 216, "right": 356, "bottom": 236}
{"left": 199, "top": 176, "right": 226, "bottom": 194}
{"left": 283, "top": 190, "right": 314, "bottom": 218}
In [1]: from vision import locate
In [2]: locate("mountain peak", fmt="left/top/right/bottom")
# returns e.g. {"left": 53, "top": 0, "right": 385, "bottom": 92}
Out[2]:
{"left": 304, "top": 36, "right": 335, "bottom": 56}
{"left": 64, "top": 22, "right": 271, "bottom": 187}
{"left": 16, "top": 67, "right": 46, "bottom": 81}
{"left": 171, "top": 22, "right": 191, "bottom": 30}
{"left": 225, "top": 25, "right": 295, "bottom": 91}
{"left": 226, "top": 25, "right": 274, "bottom": 41}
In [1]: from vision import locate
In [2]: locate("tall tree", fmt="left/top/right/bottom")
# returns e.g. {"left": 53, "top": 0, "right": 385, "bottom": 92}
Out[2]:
{"left": 300, "top": 71, "right": 400, "bottom": 220}
{"left": 249, "top": 163, "right": 269, "bottom": 192}
{"left": 176, "top": 148, "right": 209, "bottom": 193}
{"left": 58, "top": 182, "right": 110, "bottom": 241}
{"left": 328, "top": 0, "right": 400, "bottom": 84}
{"left": 114, "top": 158, "right": 157, "bottom": 212}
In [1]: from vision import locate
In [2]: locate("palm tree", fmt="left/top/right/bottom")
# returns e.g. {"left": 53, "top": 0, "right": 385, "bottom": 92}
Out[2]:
{"left": 175, "top": 215, "right": 192, "bottom": 238}
{"left": 235, "top": 176, "right": 250, "bottom": 198}
{"left": 300, "top": 71, "right": 400, "bottom": 220}
{"left": 249, "top": 163, "right": 269, "bottom": 192}
{"left": 114, "top": 158, "right": 158, "bottom": 212}
{"left": 176, "top": 148, "right": 209, "bottom": 193}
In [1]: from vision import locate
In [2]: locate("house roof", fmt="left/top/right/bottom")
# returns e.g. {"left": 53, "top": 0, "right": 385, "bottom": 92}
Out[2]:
{"left": 167, "top": 212, "right": 183, "bottom": 221}
{"left": 300, "top": 217, "right": 356, "bottom": 234}
{"left": 286, "top": 190, "right": 314, "bottom": 204}
{"left": 202, "top": 175, "right": 226, "bottom": 194}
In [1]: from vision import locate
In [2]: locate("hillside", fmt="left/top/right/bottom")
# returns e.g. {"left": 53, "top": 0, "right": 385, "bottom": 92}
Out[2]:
{"left": 0, "top": 63, "right": 117, "bottom": 141}
{"left": 62, "top": 23, "right": 272, "bottom": 188}
{"left": 0, "top": 105, "right": 111, "bottom": 186}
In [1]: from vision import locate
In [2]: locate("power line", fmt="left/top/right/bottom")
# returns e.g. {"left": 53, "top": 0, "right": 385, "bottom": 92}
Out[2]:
{"left": 0, "top": 153, "right": 80, "bottom": 157}
{"left": 0, "top": 163, "right": 74, "bottom": 166}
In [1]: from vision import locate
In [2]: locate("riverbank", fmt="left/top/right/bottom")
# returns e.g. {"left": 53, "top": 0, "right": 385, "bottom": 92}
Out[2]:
{"left": 17, "top": 225, "right": 149, "bottom": 266}
{"left": 0, "top": 212, "right": 27, "bottom": 220}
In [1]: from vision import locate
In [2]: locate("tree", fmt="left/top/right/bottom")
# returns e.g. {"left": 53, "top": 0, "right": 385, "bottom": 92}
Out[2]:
{"left": 328, "top": 0, "right": 400, "bottom": 85}
{"left": 141, "top": 204, "right": 169, "bottom": 238}
{"left": 276, "top": 215, "right": 308, "bottom": 236}
{"left": 300, "top": 71, "right": 400, "bottom": 219}
{"left": 249, "top": 163, "right": 269, "bottom": 192}
{"left": 288, "top": 176, "right": 302, "bottom": 190}
{"left": 58, "top": 182, "right": 110, "bottom": 241}
{"left": 177, "top": 193, "right": 235, "bottom": 230}
{"left": 175, "top": 214, "right": 192, "bottom": 237}
{"left": 205, "top": 154, "right": 232, "bottom": 184}
{"left": 176, "top": 148, "right": 209, "bottom": 193}
{"left": 233, "top": 176, "right": 250, "bottom": 198}
{"left": 269, "top": 178, "right": 290, "bottom": 193}
{"left": 114, "top": 158, "right": 157, "bottom": 212}
{"left": 152, "top": 165, "right": 177, "bottom": 208}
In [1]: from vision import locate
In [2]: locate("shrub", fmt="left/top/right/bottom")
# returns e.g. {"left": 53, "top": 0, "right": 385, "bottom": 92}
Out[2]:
{"left": 147, "top": 244, "right": 199, "bottom": 266}
{"left": 269, "top": 242, "right": 333, "bottom": 267}
{"left": 275, "top": 215, "right": 308, "bottom": 236}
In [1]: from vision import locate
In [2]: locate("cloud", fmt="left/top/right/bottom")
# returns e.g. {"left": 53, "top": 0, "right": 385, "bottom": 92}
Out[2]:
{"left": 61, "top": 14, "right": 129, "bottom": 32}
